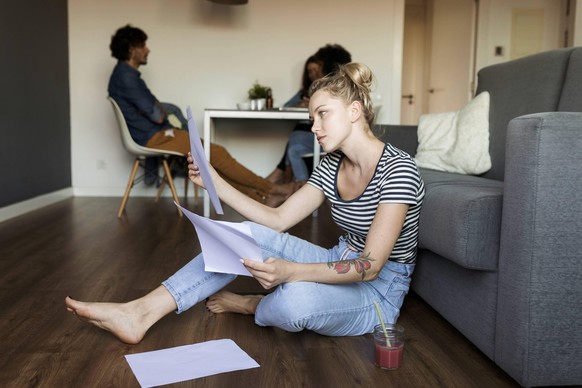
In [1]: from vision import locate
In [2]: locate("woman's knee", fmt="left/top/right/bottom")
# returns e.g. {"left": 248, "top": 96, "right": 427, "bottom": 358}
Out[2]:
{"left": 254, "top": 283, "right": 319, "bottom": 329}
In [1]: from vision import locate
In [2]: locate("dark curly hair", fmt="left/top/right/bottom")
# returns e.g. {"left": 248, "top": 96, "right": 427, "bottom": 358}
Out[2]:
{"left": 110, "top": 25, "right": 147, "bottom": 61}
{"left": 313, "top": 44, "right": 352, "bottom": 75}
{"left": 299, "top": 55, "right": 323, "bottom": 100}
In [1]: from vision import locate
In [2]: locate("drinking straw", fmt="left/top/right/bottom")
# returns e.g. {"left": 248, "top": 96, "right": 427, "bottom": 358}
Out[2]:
{"left": 373, "top": 301, "right": 391, "bottom": 347}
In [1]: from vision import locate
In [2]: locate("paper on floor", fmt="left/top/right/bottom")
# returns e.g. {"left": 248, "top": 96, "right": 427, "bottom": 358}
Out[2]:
{"left": 125, "top": 339, "right": 259, "bottom": 387}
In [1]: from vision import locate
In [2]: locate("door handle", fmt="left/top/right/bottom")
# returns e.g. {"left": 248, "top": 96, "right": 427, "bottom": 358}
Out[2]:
{"left": 401, "top": 94, "right": 414, "bottom": 105}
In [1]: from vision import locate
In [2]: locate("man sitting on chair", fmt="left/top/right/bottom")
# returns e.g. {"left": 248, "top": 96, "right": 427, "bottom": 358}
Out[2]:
{"left": 107, "top": 24, "right": 294, "bottom": 206}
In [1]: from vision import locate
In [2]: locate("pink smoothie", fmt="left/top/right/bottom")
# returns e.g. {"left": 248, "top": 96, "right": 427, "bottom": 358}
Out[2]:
{"left": 375, "top": 343, "right": 404, "bottom": 369}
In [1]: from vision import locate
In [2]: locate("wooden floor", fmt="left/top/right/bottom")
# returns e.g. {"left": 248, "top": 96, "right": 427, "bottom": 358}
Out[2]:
{"left": 0, "top": 197, "right": 519, "bottom": 387}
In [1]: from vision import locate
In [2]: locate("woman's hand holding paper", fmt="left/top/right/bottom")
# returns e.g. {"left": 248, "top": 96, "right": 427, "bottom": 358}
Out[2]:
{"left": 187, "top": 152, "right": 207, "bottom": 189}
{"left": 242, "top": 257, "right": 294, "bottom": 289}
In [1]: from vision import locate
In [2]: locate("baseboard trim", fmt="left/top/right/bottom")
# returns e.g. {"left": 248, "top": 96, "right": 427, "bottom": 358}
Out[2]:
{"left": 1, "top": 182, "right": 197, "bottom": 223}
{"left": 73, "top": 180, "right": 194, "bottom": 198}
{"left": 0, "top": 188, "right": 74, "bottom": 223}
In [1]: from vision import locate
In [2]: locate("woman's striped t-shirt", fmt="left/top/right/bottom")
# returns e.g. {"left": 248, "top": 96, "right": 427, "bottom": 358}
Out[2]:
{"left": 307, "top": 143, "right": 425, "bottom": 264}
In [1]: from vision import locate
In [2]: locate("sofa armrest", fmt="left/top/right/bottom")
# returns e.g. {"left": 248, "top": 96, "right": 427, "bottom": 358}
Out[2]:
{"left": 496, "top": 112, "right": 582, "bottom": 386}
{"left": 375, "top": 124, "right": 419, "bottom": 156}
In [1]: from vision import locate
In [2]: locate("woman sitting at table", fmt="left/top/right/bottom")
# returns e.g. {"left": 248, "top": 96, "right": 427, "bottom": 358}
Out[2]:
{"left": 267, "top": 44, "right": 352, "bottom": 184}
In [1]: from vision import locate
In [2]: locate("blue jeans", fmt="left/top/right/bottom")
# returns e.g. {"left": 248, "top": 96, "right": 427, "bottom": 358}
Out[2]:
{"left": 287, "top": 131, "right": 321, "bottom": 181}
{"left": 162, "top": 222, "right": 414, "bottom": 336}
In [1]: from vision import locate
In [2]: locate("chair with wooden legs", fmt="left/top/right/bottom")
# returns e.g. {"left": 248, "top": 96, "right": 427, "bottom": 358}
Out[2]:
{"left": 108, "top": 96, "right": 197, "bottom": 218}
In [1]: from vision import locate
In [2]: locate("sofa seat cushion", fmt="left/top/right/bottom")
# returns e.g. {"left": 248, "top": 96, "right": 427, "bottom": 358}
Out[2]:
{"left": 418, "top": 169, "right": 503, "bottom": 270}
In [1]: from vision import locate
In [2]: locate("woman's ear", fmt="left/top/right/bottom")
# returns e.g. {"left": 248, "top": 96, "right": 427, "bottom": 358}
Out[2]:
{"left": 350, "top": 100, "right": 363, "bottom": 123}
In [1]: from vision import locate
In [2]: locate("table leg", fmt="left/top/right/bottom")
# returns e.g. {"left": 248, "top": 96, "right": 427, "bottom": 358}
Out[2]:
{"left": 312, "top": 134, "right": 320, "bottom": 218}
{"left": 312, "top": 134, "right": 320, "bottom": 169}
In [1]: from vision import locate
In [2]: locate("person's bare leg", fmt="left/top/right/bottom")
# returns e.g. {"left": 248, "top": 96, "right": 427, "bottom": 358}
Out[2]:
{"left": 65, "top": 285, "right": 177, "bottom": 344}
{"left": 206, "top": 291, "right": 263, "bottom": 315}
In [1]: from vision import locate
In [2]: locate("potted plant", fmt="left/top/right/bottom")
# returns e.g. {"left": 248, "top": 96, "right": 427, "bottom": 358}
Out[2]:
{"left": 248, "top": 81, "right": 270, "bottom": 110}
{"left": 248, "top": 81, "right": 270, "bottom": 99}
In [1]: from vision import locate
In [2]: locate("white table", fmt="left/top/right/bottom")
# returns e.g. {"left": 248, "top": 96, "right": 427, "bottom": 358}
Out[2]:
{"left": 202, "top": 108, "right": 317, "bottom": 217}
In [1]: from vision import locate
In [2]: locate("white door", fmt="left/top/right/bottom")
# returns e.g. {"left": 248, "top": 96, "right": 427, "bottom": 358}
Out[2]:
{"left": 401, "top": 0, "right": 476, "bottom": 123}
{"left": 426, "top": 0, "right": 476, "bottom": 113}
{"left": 401, "top": 0, "right": 428, "bottom": 125}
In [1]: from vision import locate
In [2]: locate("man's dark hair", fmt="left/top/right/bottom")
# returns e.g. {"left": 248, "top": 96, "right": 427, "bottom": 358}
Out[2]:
{"left": 314, "top": 44, "right": 352, "bottom": 75}
{"left": 110, "top": 25, "right": 148, "bottom": 61}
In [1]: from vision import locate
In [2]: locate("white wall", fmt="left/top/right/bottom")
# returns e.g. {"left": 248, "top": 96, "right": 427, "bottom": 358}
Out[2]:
{"left": 69, "top": 0, "right": 404, "bottom": 196}
{"left": 475, "top": 0, "right": 562, "bottom": 71}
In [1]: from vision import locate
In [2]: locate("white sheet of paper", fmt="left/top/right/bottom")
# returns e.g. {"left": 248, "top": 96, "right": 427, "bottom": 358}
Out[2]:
{"left": 186, "top": 106, "right": 223, "bottom": 214}
{"left": 125, "top": 339, "right": 259, "bottom": 387}
{"left": 176, "top": 203, "right": 263, "bottom": 276}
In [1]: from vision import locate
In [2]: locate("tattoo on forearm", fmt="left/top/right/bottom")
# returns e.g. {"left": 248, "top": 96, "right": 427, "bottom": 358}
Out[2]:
{"left": 328, "top": 252, "right": 375, "bottom": 279}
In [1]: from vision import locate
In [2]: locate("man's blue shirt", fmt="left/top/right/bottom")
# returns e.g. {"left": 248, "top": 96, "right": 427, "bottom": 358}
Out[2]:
{"left": 108, "top": 61, "right": 170, "bottom": 146}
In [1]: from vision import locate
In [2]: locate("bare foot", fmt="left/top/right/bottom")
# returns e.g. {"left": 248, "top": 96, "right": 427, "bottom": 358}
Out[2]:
{"left": 282, "top": 165, "right": 294, "bottom": 183}
{"left": 270, "top": 181, "right": 296, "bottom": 196}
{"left": 265, "top": 192, "right": 290, "bottom": 207}
{"left": 266, "top": 168, "right": 284, "bottom": 184}
{"left": 65, "top": 296, "right": 148, "bottom": 344}
{"left": 206, "top": 291, "right": 263, "bottom": 315}
{"left": 294, "top": 180, "right": 306, "bottom": 190}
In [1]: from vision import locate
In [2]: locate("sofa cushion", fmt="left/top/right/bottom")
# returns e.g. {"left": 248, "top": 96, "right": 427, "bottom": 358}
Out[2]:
{"left": 418, "top": 169, "right": 503, "bottom": 270}
{"left": 415, "top": 91, "right": 491, "bottom": 175}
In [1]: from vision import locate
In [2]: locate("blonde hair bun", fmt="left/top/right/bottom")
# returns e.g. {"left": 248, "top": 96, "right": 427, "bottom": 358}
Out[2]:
{"left": 309, "top": 62, "right": 376, "bottom": 127}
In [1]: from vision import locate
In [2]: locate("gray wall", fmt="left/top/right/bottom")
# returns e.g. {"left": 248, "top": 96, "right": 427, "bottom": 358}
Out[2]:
{"left": 0, "top": 0, "right": 71, "bottom": 208}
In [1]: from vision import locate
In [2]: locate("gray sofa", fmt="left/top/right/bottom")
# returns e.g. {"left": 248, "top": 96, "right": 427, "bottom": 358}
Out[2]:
{"left": 378, "top": 47, "right": 582, "bottom": 387}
